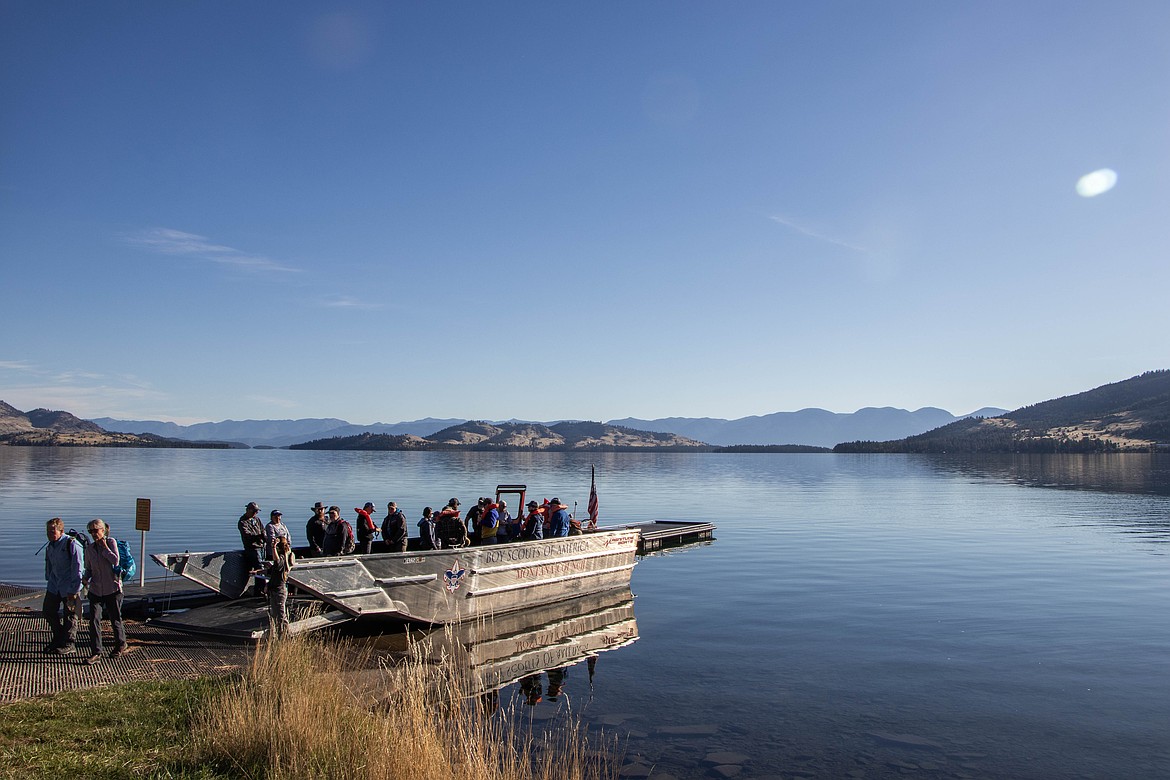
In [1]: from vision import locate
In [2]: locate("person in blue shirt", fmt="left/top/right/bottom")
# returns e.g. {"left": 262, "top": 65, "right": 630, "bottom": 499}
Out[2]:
{"left": 43, "top": 517, "right": 84, "bottom": 655}
{"left": 479, "top": 500, "right": 501, "bottom": 545}
{"left": 547, "top": 499, "right": 571, "bottom": 538}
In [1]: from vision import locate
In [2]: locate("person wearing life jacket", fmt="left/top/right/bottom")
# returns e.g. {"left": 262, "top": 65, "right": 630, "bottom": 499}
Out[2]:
{"left": 479, "top": 500, "right": 501, "bottom": 545}
{"left": 436, "top": 498, "right": 468, "bottom": 548}
{"left": 354, "top": 502, "right": 378, "bottom": 554}
{"left": 541, "top": 499, "right": 553, "bottom": 535}
{"left": 521, "top": 501, "right": 544, "bottom": 541}
{"left": 547, "top": 498, "right": 571, "bottom": 538}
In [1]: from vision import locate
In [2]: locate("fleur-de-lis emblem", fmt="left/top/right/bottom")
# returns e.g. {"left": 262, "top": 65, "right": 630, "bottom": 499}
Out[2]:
{"left": 444, "top": 559, "right": 467, "bottom": 593}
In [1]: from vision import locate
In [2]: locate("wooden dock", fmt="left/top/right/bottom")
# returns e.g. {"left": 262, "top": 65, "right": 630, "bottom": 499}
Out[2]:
{"left": 622, "top": 520, "right": 717, "bottom": 553}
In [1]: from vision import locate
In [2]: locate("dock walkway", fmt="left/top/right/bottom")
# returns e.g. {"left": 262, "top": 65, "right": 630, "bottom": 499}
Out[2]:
{"left": 0, "top": 587, "right": 250, "bottom": 702}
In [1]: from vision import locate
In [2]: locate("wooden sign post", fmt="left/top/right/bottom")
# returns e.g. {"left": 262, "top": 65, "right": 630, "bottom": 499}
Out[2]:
{"left": 135, "top": 498, "right": 151, "bottom": 587}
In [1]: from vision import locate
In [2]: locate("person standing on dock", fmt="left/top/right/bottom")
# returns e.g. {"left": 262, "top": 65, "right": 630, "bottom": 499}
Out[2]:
{"left": 306, "top": 502, "right": 328, "bottom": 557}
{"left": 264, "top": 510, "right": 290, "bottom": 561}
{"left": 82, "top": 519, "right": 127, "bottom": 664}
{"left": 354, "top": 502, "right": 378, "bottom": 554}
{"left": 42, "top": 517, "right": 83, "bottom": 656}
{"left": 382, "top": 501, "right": 408, "bottom": 553}
{"left": 238, "top": 501, "right": 265, "bottom": 573}
{"left": 266, "top": 536, "right": 296, "bottom": 637}
{"left": 417, "top": 506, "right": 438, "bottom": 550}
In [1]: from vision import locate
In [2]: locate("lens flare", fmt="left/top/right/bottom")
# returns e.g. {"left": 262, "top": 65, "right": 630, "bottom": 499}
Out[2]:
{"left": 1076, "top": 168, "right": 1118, "bottom": 197}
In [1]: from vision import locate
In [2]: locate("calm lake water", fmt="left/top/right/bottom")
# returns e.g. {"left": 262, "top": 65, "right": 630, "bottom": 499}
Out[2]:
{"left": 3, "top": 448, "right": 1169, "bottom": 779}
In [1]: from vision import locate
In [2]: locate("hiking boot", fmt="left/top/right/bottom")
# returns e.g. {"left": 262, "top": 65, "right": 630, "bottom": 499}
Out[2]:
{"left": 85, "top": 653, "right": 101, "bottom": 665}
{"left": 110, "top": 644, "right": 134, "bottom": 658}
{"left": 54, "top": 645, "right": 76, "bottom": 656}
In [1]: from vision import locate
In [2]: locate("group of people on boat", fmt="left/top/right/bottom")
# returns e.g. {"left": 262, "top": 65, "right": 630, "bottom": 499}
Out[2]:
{"left": 236, "top": 495, "right": 582, "bottom": 634}
{"left": 237, "top": 495, "right": 583, "bottom": 566}
{"left": 417, "top": 495, "right": 580, "bottom": 550}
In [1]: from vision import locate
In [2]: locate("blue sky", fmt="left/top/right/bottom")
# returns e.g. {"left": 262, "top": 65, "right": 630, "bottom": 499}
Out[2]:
{"left": 2, "top": 2, "right": 1168, "bottom": 424}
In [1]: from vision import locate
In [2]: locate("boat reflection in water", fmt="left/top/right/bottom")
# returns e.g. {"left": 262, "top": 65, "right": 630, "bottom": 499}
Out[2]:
{"left": 363, "top": 586, "right": 638, "bottom": 702}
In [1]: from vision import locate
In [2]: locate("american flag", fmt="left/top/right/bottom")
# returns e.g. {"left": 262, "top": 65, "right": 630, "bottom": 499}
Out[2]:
{"left": 587, "top": 465, "right": 599, "bottom": 529}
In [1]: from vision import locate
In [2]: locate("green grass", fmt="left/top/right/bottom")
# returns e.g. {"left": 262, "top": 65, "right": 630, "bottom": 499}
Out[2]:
{"left": 0, "top": 636, "right": 621, "bottom": 780}
{"left": 0, "top": 677, "right": 234, "bottom": 780}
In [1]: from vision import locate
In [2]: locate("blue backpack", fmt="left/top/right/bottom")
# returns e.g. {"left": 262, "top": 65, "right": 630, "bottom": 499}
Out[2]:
{"left": 113, "top": 538, "right": 136, "bottom": 582}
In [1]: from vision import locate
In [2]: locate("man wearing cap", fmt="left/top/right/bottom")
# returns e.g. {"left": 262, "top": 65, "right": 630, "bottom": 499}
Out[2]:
{"left": 322, "top": 506, "right": 355, "bottom": 555}
{"left": 238, "top": 501, "right": 265, "bottom": 573}
{"left": 264, "top": 509, "right": 291, "bottom": 561}
{"left": 547, "top": 498, "right": 571, "bottom": 538}
{"left": 354, "top": 502, "right": 379, "bottom": 554}
{"left": 436, "top": 498, "right": 467, "bottom": 549}
{"left": 382, "top": 501, "right": 408, "bottom": 553}
{"left": 521, "top": 501, "right": 544, "bottom": 541}
{"left": 306, "top": 502, "right": 328, "bottom": 557}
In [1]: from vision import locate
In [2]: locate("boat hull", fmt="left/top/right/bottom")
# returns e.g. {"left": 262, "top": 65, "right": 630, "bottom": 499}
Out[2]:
{"left": 290, "top": 529, "right": 639, "bottom": 623}
{"left": 155, "top": 529, "right": 639, "bottom": 624}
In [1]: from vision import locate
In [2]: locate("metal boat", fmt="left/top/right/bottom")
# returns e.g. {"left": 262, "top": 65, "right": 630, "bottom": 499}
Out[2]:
{"left": 152, "top": 483, "right": 712, "bottom": 627}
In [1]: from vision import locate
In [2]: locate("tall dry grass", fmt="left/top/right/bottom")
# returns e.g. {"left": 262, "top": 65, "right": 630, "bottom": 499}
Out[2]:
{"left": 192, "top": 634, "right": 620, "bottom": 780}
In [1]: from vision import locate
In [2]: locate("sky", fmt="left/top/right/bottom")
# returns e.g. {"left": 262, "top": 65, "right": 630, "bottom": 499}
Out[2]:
{"left": 2, "top": 2, "right": 1168, "bottom": 425}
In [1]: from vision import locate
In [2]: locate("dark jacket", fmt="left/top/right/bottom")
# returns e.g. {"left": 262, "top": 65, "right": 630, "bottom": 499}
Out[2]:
{"left": 382, "top": 510, "right": 408, "bottom": 552}
{"left": 306, "top": 516, "right": 327, "bottom": 556}
{"left": 323, "top": 519, "right": 355, "bottom": 555}
{"left": 417, "top": 516, "right": 438, "bottom": 550}
{"left": 436, "top": 509, "right": 467, "bottom": 549}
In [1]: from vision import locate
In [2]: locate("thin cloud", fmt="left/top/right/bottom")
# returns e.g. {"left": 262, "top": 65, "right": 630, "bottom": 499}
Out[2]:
{"left": 125, "top": 228, "right": 301, "bottom": 273}
{"left": 320, "top": 296, "right": 382, "bottom": 310}
{"left": 0, "top": 361, "right": 171, "bottom": 418}
{"left": 769, "top": 214, "right": 869, "bottom": 254}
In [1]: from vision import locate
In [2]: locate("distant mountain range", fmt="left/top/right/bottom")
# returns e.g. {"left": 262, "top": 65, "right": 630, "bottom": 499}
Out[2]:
{"left": 835, "top": 371, "right": 1170, "bottom": 453}
{"left": 609, "top": 407, "right": 1006, "bottom": 449}
{"left": 291, "top": 420, "right": 708, "bottom": 451}
{"left": 90, "top": 416, "right": 465, "bottom": 448}
{"left": 92, "top": 407, "right": 1005, "bottom": 449}
{"left": 0, "top": 402, "right": 230, "bottom": 448}
{"left": 14, "top": 370, "right": 1168, "bottom": 452}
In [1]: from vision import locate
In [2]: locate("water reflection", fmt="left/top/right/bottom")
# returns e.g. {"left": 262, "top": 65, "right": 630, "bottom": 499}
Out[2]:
{"left": 918, "top": 453, "right": 1170, "bottom": 497}
{"left": 363, "top": 587, "right": 637, "bottom": 699}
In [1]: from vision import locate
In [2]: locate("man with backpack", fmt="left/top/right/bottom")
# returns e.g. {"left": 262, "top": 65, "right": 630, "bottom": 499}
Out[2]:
{"left": 322, "top": 506, "right": 356, "bottom": 556}
{"left": 42, "top": 517, "right": 84, "bottom": 655}
{"left": 82, "top": 519, "right": 130, "bottom": 664}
